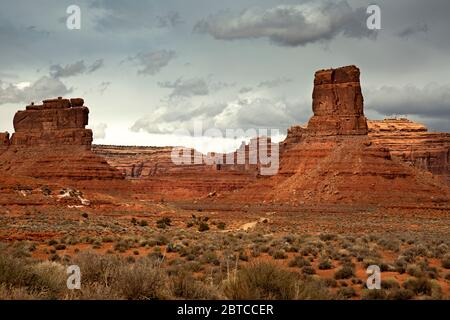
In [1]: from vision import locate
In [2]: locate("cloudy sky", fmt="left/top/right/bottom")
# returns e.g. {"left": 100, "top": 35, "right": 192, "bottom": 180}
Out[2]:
{"left": 0, "top": 0, "right": 449, "bottom": 153}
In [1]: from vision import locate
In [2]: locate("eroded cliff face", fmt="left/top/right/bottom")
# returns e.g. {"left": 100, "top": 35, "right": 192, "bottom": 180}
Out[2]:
{"left": 0, "top": 98, "right": 123, "bottom": 181}
{"left": 92, "top": 137, "right": 276, "bottom": 200}
{"left": 368, "top": 119, "right": 450, "bottom": 185}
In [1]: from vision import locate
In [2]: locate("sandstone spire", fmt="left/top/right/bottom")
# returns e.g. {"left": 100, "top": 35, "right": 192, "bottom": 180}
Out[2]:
{"left": 307, "top": 65, "right": 368, "bottom": 136}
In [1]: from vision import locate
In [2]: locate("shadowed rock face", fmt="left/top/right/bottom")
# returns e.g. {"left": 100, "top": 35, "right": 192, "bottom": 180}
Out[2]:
{"left": 307, "top": 65, "right": 368, "bottom": 136}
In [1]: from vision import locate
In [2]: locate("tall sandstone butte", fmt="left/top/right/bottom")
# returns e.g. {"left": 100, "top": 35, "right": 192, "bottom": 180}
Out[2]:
{"left": 0, "top": 98, "right": 123, "bottom": 181}
{"left": 307, "top": 66, "right": 368, "bottom": 136}
{"left": 232, "top": 65, "right": 450, "bottom": 207}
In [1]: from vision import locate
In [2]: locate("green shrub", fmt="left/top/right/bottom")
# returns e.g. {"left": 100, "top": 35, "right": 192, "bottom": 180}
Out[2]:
{"left": 289, "top": 256, "right": 310, "bottom": 268}
{"left": 338, "top": 286, "right": 356, "bottom": 299}
{"left": 381, "top": 278, "right": 400, "bottom": 290}
{"left": 334, "top": 265, "right": 354, "bottom": 280}
{"left": 318, "top": 259, "right": 334, "bottom": 270}
{"left": 362, "top": 289, "right": 387, "bottom": 300}
{"left": 156, "top": 218, "right": 171, "bottom": 229}
{"left": 198, "top": 222, "right": 209, "bottom": 232}
{"left": 139, "top": 220, "right": 148, "bottom": 227}
{"left": 272, "top": 250, "right": 287, "bottom": 260}
{"left": 402, "top": 277, "right": 433, "bottom": 296}
{"left": 441, "top": 254, "right": 450, "bottom": 269}
{"left": 302, "top": 266, "right": 316, "bottom": 275}
{"left": 217, "top": 222, "right": 226, "bottom": 230}
{"left": 387, "top": 288, "right": 414, "bottom": 300}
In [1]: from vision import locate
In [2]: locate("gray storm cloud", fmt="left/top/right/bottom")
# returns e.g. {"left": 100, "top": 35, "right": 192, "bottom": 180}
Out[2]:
{"left": 128, "top": 50, "right": 176, "bottom": 76}
{"left": 194, "top": 1, "right": 373, "bottom": 47}
{"left": 366, "top": 83, "right": 450, "bottom": 119}
{"left": 50, "top": 60, "right": 104, "bottom": 78}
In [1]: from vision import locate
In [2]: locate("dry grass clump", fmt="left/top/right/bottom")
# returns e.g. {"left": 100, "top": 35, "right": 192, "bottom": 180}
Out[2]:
{"left": 222, "top": 261, "right": 333, "bottom": 300}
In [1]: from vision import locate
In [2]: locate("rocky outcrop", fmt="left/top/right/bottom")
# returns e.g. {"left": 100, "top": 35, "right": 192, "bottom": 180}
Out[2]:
{"left": 10, "top": 98, "right": 92, "bottom": 148}
{"left": 242, "top": 66, "right": 450, "bottom": 207}
{"left": 0, "top": 98, "right": 124, "bottom": 181}
{"left": 307, "top": 66, "right": 368, "bottom": 136}
{"left": 368, "top": 119, "right": 450, "bottom": 186}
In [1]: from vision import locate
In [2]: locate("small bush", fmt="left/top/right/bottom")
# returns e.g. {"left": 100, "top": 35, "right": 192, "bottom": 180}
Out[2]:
{"left": 334, "top": 265, "right": 354, "bottom": 280}
{"left": 55, "top": 244, "right": 66, "bottom": 251}
{"left": 406, "top": 264, "right": 424, "bottom": 277}
{"left": 441, "top": 254, "right": 450, "bottom": 269}
{"left": 387, "top": 288, "right": 414, "bottom": 300}
{"left": 222, "top": 262, "right": 299, "bottom": 300}
{"left": 198, "top": 222, "right": 209, "bottom": 232}
{"left": 302, "top": 266, "right": 316, "bottom": 275}
{"left": 217, "top": 222, "right": 226, "bottom": 230}
{"left": 156, "top": 218, "right": 171, "bottom": 229}
{"left": 338, "top": 286, "right": 356, "bottom": 299}
{"left": 172, "top": 272, "right": 220, "bottom": 299}
{"left": 113, "top": 259, "right": 170, "bottom": 299}
{"left": 139, "top": 220, "right": 148, "bottom": 227}
{"left": 362, "top": 289, "right": 387, "bottom": 300}
{"left": 318, "top": 259, "right": 334, "bottom": 270}
{"left": 289, "top": 256, "right": 310, "bottom": 268}
{"left": 272, "top": 250, "right": 287, "bottom": 260}
{"left": 403, "top": 277, "right": 437, "bottom": 297}
{"left": 381, "top": 278, "right": 400, "bottom": 290}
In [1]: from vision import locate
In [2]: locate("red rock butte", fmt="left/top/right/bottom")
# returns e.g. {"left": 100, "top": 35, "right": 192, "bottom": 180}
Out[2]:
{"left": 308, "top": 66, "right": 368, "bottom": 136}
{"left": 0, "top": 97, "right": 123, "bottom": 181}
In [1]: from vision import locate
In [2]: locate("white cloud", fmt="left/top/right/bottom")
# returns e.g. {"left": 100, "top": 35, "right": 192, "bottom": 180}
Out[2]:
{"left": 131, "top": 97, "right": 309, "bottom": 135}
{"left": 92, "top": 123, "right": 108, "bottom": 140}
{"left": 0, "top": 76, "right": 72, "bottom": 105}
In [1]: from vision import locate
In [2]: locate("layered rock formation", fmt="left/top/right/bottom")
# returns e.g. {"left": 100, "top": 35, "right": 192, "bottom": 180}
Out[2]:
{"left": 368, "top": 119, "right": 450, "bottom": 186}
{"left": 0, "top": 98, "right": 124, "bottom": 181}
{"left": 11, "top": 98, "right": 92, "bottom": 148}
{"left": 93, "top": 137, "right": 276, "bottom": 199}
{"left": 307, "top": 66, "right": 368, "bottom": 136}
{"left": 249, "top": 65, "right": 449, "bottom": 207}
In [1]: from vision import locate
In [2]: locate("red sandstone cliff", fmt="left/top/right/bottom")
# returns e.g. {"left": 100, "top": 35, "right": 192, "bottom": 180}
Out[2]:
{"left": 241, "top": 66, "right": 450, "bottom": 207}
{"left": 368, "top": 119, "right": 450, "bottom": 186}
